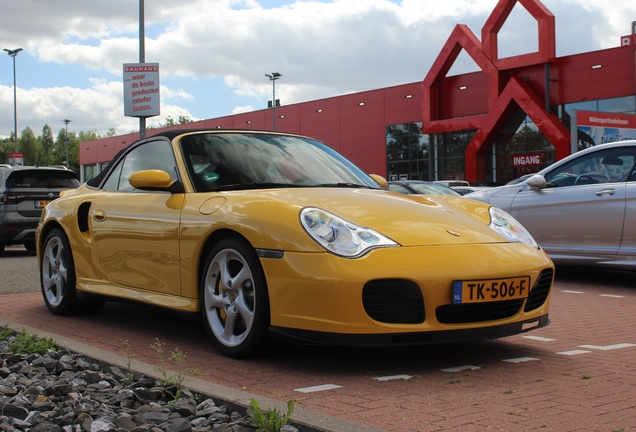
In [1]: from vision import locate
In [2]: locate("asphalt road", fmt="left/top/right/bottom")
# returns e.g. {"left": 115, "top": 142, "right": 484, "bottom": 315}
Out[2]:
{"left": 0, "top": 246, "right": 40, "bottom": 294}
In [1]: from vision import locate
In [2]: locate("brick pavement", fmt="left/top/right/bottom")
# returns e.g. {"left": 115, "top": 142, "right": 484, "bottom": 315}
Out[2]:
{"left": 1, "top": 266, "right": 636, "bottom": 431}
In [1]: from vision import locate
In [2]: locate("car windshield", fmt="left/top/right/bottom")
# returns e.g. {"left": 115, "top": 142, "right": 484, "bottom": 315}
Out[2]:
{"left": 6, "top": 170, "right": 79, "bottom": 188}
{"left": 180, "top": 132, "right": 380, "bottom": 192}
{"left": 408, "top": 183, "right": 461, "bottom": 196}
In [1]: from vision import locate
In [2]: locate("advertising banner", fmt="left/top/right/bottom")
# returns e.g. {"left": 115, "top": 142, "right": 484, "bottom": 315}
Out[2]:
{"left": 573, "top": 110, "right": 636, "bottom": 151}
{"left": 123, "top": 63, "right": 160, "bottom": 118}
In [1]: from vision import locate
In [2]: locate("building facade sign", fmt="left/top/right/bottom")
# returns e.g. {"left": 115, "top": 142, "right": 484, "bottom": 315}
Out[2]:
{"left": 123, "top": 63, "right": 160, "bottom": 118}
{"left": 512, "top": 153, "right": 542, "bottom": 167}
{"left": 573, "top": 110, "right": 636, "bottom": 151}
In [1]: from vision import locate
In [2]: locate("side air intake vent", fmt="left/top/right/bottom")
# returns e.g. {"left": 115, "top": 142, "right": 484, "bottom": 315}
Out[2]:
{"left": 362, "top": 279, "right": 425, "bottom": 324}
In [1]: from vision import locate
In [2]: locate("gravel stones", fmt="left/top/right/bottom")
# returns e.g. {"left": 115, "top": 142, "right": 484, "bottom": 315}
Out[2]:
{"left": 0, "top": 335, "right": 297, "bottom": 432}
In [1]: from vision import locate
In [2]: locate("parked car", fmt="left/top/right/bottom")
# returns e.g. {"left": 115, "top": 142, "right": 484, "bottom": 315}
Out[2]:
{"left": 505, "top": 173, "right": 534, "bottom": 185}
{"left": 388, "top": 180, "right": 462, "bottom": 196}
{"left": 469, "top": 140, "right": 636, "bottom": 270}
{"left": 37, "top": 129, "right": 554, "bottom": 358}
{"left": 434, "top": 180, "right": 470, "bottom": 188}
{"left": 452, "top": 185, "right": 493, "bottom": 196}
{"left": 0, "top": 164, "right": 80, "bottom": 255}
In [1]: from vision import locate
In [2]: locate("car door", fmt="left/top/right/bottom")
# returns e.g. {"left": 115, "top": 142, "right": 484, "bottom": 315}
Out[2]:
{"left": 618, "top": 171, "right": 636, "bottom": 256}
{"left": 509, "top": 146, "right": 636, "bottom": 257}
{"left": 91, "top": 139, "right": 185, "bottom": 295}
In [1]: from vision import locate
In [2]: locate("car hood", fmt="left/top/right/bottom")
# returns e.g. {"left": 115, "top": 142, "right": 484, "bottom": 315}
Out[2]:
{"left": 209, "top": 187, "right": 513, "bottom": 248}
{"left": 464, "top": 184, "right": 525, "bottom": 213}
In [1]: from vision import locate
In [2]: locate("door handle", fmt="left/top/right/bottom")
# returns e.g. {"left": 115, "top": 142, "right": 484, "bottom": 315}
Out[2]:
{"left": 93, "top": 209, "right": 106, "bottom": 221}
{"left": 595, "top": 189, "right": 616, "bottom": 196}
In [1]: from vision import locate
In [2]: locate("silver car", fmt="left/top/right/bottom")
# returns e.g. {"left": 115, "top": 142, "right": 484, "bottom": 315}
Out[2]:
{"left": 468, "top": 140, "right": 636, "bottom": 270}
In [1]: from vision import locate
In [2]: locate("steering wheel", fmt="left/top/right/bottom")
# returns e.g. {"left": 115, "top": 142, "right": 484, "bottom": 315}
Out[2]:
{"left": 574, "top": 175, "right": 597, "bottom": 185}
{"left": 294, "top": 175, "right": 312, "bottom": 184}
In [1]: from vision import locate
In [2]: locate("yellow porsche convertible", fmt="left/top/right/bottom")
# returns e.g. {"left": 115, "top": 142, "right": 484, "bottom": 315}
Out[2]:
{"left": 36, "top": 129, "right": 554, "bottom": 358}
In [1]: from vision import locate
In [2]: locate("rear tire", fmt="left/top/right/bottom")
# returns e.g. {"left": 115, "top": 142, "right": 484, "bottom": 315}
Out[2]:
{"left": 40, "top": 228, "right": 104, "bottom": 315}
{"left": 200, "top": 238, "right": 271, "bottom": 358}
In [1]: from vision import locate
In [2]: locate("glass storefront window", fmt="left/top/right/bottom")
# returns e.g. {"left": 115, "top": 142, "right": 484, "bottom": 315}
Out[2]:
{"left": 598, "top": 96, "right": 636, "bottom": 114}
{"left": 434, "top": 130, "right": 476, "bottom": 182}
{"left": 386, "top": 123, "right": 428, "bottom": 181}
{"left": 566, "top": 96, "right": 636, "bottom": 116}
{"left": 82, "top": 164, "right": 97, "bottom": 183}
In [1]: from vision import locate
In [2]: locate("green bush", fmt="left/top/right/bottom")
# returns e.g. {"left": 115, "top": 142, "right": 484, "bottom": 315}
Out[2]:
{"left": 247, "top": 398, "right": 294, "bottom": 432}
{"left": 7, "top": 328, "right": 56, "bottom": 354}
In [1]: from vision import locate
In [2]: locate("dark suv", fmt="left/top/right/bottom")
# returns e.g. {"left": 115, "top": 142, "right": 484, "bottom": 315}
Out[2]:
{"left": 0, "top": 164, "right": 80, "bottom": 255}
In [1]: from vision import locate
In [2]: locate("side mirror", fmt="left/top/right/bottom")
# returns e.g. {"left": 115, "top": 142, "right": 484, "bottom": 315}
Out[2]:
{"left": 526, "top": 174, "right": 546, "bottom": 190}
{"left": 369, "top": 174, "right": 388, "bottom": 189}
{"left": 128, "top": 169, "right": 174, "bottom": 191}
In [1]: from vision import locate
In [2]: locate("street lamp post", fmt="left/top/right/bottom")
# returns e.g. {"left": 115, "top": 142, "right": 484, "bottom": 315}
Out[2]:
{"left": 63, "top": 119, "right": 72, "bottom": 167}
{"left": 265, "top": 72, "right": 281, "bottom": 131}
{"left": 4, "top": 48, "right": 23, "bottom": 152}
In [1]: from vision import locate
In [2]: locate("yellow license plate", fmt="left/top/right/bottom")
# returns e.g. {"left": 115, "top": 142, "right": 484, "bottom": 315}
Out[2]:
{"left": 36, "top": 200, "right": 52, "bottom": 208}
{"left": 452, "top": 276, "right": 530, "bottom": 304}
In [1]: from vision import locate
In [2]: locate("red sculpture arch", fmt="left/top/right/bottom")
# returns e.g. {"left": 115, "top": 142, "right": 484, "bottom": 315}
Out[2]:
{"left": 422, "top": 0, "right": 570, "bottom": 181}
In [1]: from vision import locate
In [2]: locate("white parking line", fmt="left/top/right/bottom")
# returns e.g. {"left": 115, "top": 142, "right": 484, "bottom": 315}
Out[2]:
{"left": 578, "top": 343, "right": 636, "bottom": 351}
{"left": 599, "top": 294, "right": 625, "bottom": 298}
{"left": 556, "top": 350, "right": 591, "bottom": 356}
{"left": 440, "top": 365, "right": 480, "bottom": 372}
{"left": 502, "top": 357, "right": 540, "bottom": 363}
{"left": 373, "top": 375, "right": 413, "bottom": 381}
{"left": 522, "top": 335, "right": 555, "bottom": 342}
{"left": 294, "top": 384, "right": 342, "bottom": 393}
{"left": 561, "top": 290, "right": 584, "bottom": 294}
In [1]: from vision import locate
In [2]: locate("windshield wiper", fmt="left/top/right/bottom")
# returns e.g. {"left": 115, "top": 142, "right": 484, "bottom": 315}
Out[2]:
{"left": 310, "top": 182, "right": 375, "bottom": 189}
{"left": 210, "top": 182, "right": 375, "bottom": 192}
{"left": 212, "top": 182, "right": 305, "bottom": 191}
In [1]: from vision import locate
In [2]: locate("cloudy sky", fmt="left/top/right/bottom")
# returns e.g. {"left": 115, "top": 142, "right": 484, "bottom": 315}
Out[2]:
{"left": 1, "top": 0, "right": 635, "bottom": 139}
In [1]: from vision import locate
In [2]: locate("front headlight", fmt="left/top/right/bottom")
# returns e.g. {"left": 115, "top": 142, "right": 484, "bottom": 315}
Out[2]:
{"left": 300, "top": 207, "right": 399, "bottom": 258}
{"left": 489, "top": 207, "right": 538, "bottom": 249}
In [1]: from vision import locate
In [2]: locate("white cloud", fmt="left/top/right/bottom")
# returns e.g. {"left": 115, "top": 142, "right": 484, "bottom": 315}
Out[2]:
{"left": 1, "top": 0, "right": 636, "bottom": 139}
{"left": 232, "top": 105, "right": 256, "bottom": 114}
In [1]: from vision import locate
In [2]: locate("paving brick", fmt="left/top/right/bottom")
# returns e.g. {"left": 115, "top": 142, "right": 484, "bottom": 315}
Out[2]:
{"left": 2, "top": 268, "right": 636, "bottom": 431}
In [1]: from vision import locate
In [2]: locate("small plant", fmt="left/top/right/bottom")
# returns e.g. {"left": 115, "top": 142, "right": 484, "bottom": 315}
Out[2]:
{"left": 149, "top": 338, "right": 199, "bottom": 401}
{"left": 247, "top": 398, "right": 294, "bottom": 432}
{"left": 0, "top": 326, "right": 13, "bottom": 340}
{"left": 582, "top": 374, "right": 592, "bottom": 380}
{"left": 7, "top": 328, "right": 56, "bottom": 355}
{"left": 121, "top": 339, "right": 137, "bottom": 385}
{"left": 503, "top": 389, "right": 515, "bottom": 394}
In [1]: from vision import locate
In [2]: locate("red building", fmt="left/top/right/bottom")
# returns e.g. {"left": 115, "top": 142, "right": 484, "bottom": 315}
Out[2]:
{"left": 80, "top": 0, "right": 636, "bottom": 185}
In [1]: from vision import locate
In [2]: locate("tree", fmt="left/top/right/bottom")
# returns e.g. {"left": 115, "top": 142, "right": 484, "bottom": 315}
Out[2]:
{"left": 19, "top": 127, "right": 40, "bottom": 166}
{"left": 0, "top": 124, "right": 115, "bottom": 172}
{"left": 39, "top": 125, "right": 55, "bottom": 166}
{"left": 152, "top": 115, "right": 193, "bottom": 129}
{"left": 0, "top": 136, "right": 13, "bottom": 164}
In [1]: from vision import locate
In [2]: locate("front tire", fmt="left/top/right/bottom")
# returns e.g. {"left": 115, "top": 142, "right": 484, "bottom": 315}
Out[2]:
{"left": 40, "top": 228, "right": 104, "bottom": 315}
{"left": 201, "top": 238, "right": 271, "bottom": 358}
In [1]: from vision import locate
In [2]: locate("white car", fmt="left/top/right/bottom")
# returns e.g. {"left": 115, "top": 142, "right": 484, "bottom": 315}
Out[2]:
{"left": 469, "top": 140, "right": 636, "bottom": 270}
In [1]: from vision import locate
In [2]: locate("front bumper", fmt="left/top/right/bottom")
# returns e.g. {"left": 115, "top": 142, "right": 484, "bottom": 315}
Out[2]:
{"left": 270, "top": 314, "right": 550, "bottom": 347}
{"left": 261, "top": 242, "right": 554, "bottom": 336}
